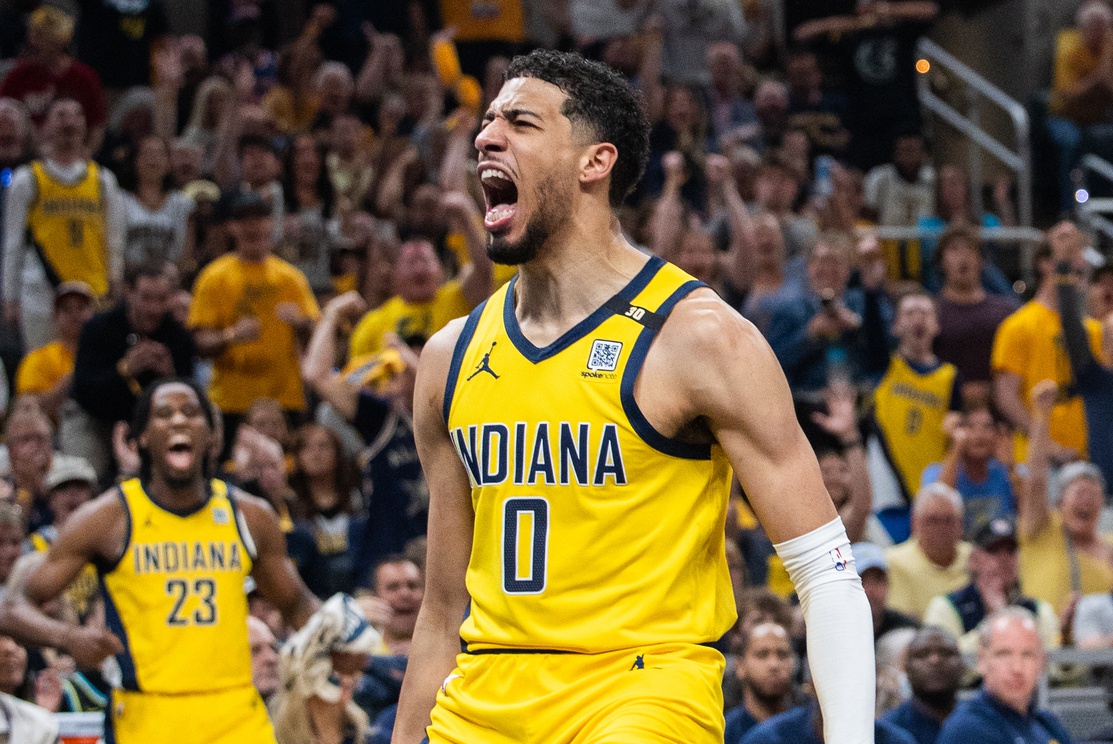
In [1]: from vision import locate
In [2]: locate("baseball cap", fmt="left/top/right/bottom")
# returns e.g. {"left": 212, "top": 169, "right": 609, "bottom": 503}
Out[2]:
{"left": 974, "top": 518, "right": 1018, "bottom": 551}
{"left": 53, "top": 280, "right": 94, "bottom": 308}
{"left": 850, "top": 541, "right": 887, "bottom": 575}
{"left": 44, "top": 455, "right": 98, "bottom": 492}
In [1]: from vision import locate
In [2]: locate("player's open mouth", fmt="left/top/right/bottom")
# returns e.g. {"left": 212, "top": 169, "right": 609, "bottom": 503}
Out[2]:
{"left": 479, "top": 164, "right": 519, "bottom": 233}
{"left": 166, "top": 439, "right": 196, "bottom": 471}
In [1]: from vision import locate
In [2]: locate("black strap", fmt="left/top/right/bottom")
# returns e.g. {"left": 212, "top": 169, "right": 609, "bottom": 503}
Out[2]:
{"left": 603, "top": 295, "right": 666, "bottom": 331}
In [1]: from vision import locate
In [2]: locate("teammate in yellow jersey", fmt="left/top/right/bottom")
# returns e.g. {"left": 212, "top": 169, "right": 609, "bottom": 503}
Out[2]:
{"left": 0, "top": 379, "right": 356, "bottom": 744}
{"left": 392, "top": 50, "right": 876, "bottom": 744}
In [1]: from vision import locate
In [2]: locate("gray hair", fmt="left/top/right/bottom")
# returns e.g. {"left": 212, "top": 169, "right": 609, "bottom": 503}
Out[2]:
{"left": 1078, "top": 1, "right": 1113, "bottom": 28}
{"left": 1054, "top": 461, "right": 1106, "bottom": 502}
{"left": 912, "top": 482, "right": 964, "bottom": 517}
{"left": 978, "top": 606, "right": 1041, "bottom": 650}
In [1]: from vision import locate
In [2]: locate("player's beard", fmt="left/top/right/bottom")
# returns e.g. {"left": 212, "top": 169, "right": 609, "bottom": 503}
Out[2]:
{"left": 487, "top": 177, "right": 572, "bottom": 266}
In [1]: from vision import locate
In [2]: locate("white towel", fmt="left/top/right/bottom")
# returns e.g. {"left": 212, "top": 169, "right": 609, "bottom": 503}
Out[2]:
{"left": 279, "top": 593, "right": 381, "bottom": 703}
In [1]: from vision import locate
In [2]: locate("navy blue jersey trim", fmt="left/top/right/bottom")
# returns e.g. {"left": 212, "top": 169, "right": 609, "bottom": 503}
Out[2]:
{"left": 503, "top": 256, "right": 666, "bottom": 363}
{"left": 99, "top": 576, "right": 139, "bottom": 691}
{"left": 443, "top": 299, "right": 488, "bottom": 424}
{"left": 94, "top": 487, "right": 131, "bottom": 576}
{"left": 620, "top": 280, "right": 712, "bottom": 460}
{"left": 224, "top": 481, "right": 257, "bottom": 564}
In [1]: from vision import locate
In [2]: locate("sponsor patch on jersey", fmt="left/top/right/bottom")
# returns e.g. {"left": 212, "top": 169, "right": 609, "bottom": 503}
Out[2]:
{"left": 212, "top": 507, "right": 230, "bottom": 525}
{"left": 587, "top": 339, "right": 622, "bottom": 372}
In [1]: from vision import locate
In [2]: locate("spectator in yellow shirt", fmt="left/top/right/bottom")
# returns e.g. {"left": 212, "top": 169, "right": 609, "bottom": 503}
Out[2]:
{"left": 349, "top": 191, "right": 492, "bottom": 357}
{"left": 992, "top": 221, "right": 1103, "bottom": 463}
{"left": 886, "top": 483, "right": 973, "bottom": 619}
{"left": 1047, "top": 2, "right": 1113, "bottom": 212}
{"left": 189, "top": 192, "right": 319, "bottom": 444}
{"left": 14, "top": 281, "right": 94, "bottom": 422}
{"left": 1018, "top": 380, "right": 1113, "bottom": 616}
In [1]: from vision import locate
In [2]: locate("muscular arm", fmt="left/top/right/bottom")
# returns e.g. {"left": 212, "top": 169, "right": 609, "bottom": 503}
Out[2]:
{"left": 302, "top": 298, "right": 361, "bottom": 422}
{"left": 392, "top": 319, "right": 475, "bottom": 744}
{"left": 238, "top": 491, "right": 320, "bottom": 630}
{"left": 641, "top": 291, "right": 875, "bottom": 743}
{"left": 0, "top": 494, "right": 126, "bottom": 660}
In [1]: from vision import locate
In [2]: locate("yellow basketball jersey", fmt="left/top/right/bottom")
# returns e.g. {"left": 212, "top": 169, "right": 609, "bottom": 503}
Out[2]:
{"left": 445, "top": 256, "right": 737, "bottom": 653}
{"left": 27, "top": 161, "right": 110, "bottom": 295}
{"left": 872, "top": 355, "right": 958, "bottom": 499}
{"left": 99, "top": 479, "right": 255, "bottom": 694}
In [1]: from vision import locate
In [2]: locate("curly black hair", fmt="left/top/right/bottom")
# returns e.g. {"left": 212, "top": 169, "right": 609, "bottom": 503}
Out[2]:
{"left": 505, "top": 49, "right": 650, "bottom": 208}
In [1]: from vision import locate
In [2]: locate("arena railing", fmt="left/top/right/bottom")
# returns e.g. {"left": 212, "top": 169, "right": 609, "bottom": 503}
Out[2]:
{"left": 915, "top": 37, "right": 1034, "bottom": 229}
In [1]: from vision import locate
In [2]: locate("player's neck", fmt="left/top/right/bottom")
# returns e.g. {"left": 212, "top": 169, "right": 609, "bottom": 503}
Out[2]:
{"left": 898, "top": 342, "right": 935, "bottom": 366}
{"left": 513, "top": 222, "right": 646, "bottom": 338}
{"left": 147, "top": 472, "right": 209, "bottom": 512}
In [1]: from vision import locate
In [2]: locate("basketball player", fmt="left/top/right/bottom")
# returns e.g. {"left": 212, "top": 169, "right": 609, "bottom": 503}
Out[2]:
{"left": 392, "top": 50, "right": 875, "bottom": 744}
{"left": 0, "top": 379, "right": 327, "bottom": 743}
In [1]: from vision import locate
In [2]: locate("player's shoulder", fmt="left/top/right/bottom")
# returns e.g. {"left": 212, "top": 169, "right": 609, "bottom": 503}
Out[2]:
{"left": 422, "top": 315, "right": 472, "bottom": 368}
{"left": 662, "top": 287, "right": 769, "bottom": 361}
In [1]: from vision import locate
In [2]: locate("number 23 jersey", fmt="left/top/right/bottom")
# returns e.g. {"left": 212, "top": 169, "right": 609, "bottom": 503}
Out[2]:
{"left": 444, "top": 257, "right": 737, "bottom": 653}
{"left": 98, "top": 478, "right": 255, "bottom": 693}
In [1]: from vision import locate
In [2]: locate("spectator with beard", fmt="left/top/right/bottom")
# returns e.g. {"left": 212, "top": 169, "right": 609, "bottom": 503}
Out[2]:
{"left": 725, "top": 622, "right": 798, "bottom": 743}
{"left": 881, "top": 627, "right": 963, "bottom": 744}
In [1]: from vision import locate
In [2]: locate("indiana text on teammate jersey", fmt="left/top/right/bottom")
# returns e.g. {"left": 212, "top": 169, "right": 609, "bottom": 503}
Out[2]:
{"left": 0, "top": 379, "right": 364, "bottom": 744}
{"left": 392, "top": 49, "right": 876, "bottom": 744}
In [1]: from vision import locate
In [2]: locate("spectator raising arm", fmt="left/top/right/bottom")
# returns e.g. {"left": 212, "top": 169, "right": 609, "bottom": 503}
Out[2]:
{"left": 1017, "top": 379, "right": 1058, "bottom": 541}
{"left": 441, "top": 190, "right": 493, "bottom": 309}
{"left": 650, "top": 151, "right": 687, "bottom": 262}
{"left": 302, "top": 291, "right": 369, "bottom": 421}
{"left": 812, "top": 381, "right": 872, "bottom": 543}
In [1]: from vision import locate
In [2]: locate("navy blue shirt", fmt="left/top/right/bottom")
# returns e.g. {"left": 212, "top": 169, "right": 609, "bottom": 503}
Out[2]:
{"left": 724, "top": 705, "right": 761, "bottom": 744}
{"left": 936, "top": 689, "right": 1073, "bottom": 744}
{"left": 740, "top": 703, "right": 918, "bottom": 744}
{"left": 882, "top": 698, "right": 949, "bottom": 744}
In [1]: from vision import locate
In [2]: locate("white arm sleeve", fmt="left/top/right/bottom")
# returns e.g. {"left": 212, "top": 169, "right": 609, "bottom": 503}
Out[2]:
{"left": 2, "top": 166, "right": 34, "bottom": 304}
{"left": 774, "top": 517, "right": 875, "bottom": 744}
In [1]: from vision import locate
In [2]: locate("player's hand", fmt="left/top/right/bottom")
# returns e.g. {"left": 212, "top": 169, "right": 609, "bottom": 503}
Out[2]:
{"left": 230, "top": 316, "right": 262, "bottom": 343}
{"left": 66, "top": 626, "right": 124, "bottom": 669}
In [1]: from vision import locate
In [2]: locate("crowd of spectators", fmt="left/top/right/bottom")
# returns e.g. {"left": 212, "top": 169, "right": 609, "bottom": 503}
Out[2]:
{"left": 0, "top": 0, "right": 1109, "bottom": 742}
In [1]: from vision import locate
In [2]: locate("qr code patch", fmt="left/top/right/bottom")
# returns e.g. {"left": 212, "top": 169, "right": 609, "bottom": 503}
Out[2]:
{"left": 587, "top": 340, "right": 623, "bottom": 371}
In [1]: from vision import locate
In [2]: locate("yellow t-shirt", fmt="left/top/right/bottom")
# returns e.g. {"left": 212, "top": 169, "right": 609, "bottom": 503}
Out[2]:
{"left": 1049, "top": 29, "right": 1107, "bottom": 124}
{"left": 885, "top": 538, "right": 973, "bottom": 619}
{"left": 15, "top": 341, "right": 74, "bottom": 395}
{"left": 991, "top": 300, "right": 1103, "bottom": 460}
{"left": 1019, "top": 510, "right": 1113, "bottom": 616}
{"left": 349, "top": 280, "right": 472, "bottom": 358}
{"left": 438, "top": 0, "right": 526, "bottom": 43}
{"left": 188, "top": 254, "right": 320, "bottom": 413}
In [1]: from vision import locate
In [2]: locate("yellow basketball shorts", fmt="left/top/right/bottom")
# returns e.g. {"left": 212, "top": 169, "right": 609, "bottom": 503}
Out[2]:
{"left": 425, "top": 643, "right": 726, "bottom": 743}
{"left": 106, "top": 685, "right": 276, "bottom": 744}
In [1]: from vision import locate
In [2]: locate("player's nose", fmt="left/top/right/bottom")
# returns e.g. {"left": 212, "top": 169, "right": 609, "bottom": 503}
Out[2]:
{"left": 475, "top": 119, "right": 506, "bottom": 154}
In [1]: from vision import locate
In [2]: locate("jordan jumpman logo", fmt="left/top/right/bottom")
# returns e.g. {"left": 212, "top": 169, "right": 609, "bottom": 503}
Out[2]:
{"left": 467, "top": 342, "right": 500, "bottom": 380}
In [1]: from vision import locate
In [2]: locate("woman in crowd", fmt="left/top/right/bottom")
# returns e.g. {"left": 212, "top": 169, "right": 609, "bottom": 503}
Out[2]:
{"left": 121, "top": 135, "right": 196, "bottom": 270}
{"left": 287, "top": 424, "right": 368, "bottom": 598}
{"left": 282, "top": 134, "right": 339, "bottom": 292}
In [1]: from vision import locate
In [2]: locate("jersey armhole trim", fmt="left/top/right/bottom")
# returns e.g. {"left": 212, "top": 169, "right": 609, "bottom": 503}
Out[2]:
{"left": 225, "top": 482, "right": 259, "bottom": 563}
{"left": 442, "top": 299, "right": 488, "bottom": 424}
{"left": 620, "top": 279, "right": 713, "bottom": 460}
{"left": 94, "top": 486, "right": 132, "bottom": 576}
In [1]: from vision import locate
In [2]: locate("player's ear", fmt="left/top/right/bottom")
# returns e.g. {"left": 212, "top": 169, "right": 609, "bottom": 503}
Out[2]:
{"left": 579, "top": 142, "right": 618, "bottom": 189}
